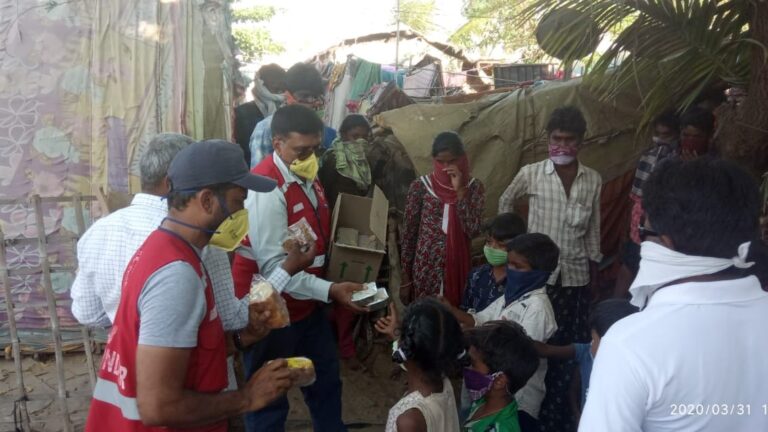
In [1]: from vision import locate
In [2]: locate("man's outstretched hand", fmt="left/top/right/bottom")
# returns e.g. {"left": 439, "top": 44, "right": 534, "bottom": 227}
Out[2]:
{"left": 329, "top": 282, "right": 369, "bottom": 314}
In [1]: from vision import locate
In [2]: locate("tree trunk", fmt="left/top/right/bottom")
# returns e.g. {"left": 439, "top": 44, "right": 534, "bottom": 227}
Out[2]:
{"left": 732, "top": 1, "right": 768, "bottom": 178}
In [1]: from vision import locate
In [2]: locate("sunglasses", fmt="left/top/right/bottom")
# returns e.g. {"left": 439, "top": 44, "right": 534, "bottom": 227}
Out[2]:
{"left": 638, "top": 225, "right": 660, "bottom": 241}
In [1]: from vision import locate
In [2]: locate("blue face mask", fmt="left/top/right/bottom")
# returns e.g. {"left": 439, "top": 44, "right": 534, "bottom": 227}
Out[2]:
{"left": 504, "top": 268, "right": 551, "bottom": 305}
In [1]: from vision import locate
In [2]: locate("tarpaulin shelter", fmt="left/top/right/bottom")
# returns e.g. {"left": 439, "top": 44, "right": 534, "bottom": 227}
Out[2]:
{"left": 375, "top": 77, "right": 648, "bottom": 268}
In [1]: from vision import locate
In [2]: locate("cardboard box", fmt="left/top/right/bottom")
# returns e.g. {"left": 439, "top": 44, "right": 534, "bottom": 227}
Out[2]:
{"left": 327, "top": 186, "right": 388, "bottom": 283}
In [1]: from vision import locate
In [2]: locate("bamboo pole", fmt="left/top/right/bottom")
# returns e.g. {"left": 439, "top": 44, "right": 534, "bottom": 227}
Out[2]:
{"left": 31, "top": 195, "right": 73, "bottom": 432}
{"left": 0, "top": 196, "right": 97, "bottom": 206}
{"left": 0, "top": 229, "right": 31, "bottom": 431}
{"left": 71, "top": 193, "right": 97, "bottom": 391}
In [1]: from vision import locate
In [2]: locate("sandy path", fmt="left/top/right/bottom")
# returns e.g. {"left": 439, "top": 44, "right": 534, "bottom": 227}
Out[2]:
{"left": 0, "top": 346, "right": 405, "bottom": 432}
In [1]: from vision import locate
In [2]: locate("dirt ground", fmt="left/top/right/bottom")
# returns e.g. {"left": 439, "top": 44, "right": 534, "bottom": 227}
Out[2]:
{"left": 0, "top": 345, "right": 407, "bottom": 432}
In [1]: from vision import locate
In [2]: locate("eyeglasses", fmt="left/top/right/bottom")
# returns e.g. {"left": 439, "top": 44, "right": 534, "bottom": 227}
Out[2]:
{"left": 638, "top": 225, "right": 660, "bottom": 241}
{"left": 278, "top": 140, "right": 318, "bottom": 159}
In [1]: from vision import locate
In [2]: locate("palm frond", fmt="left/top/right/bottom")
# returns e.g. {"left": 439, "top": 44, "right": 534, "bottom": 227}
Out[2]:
{"left": 521, "top": 0, "right": 753, "bottom": 124}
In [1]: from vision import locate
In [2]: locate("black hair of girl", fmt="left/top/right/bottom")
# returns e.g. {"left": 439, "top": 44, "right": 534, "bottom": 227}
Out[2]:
{"left": 432, "top": 131, "right": 465, "bottom": 157}
{"left": 398, "top": 298, "right": 467, "bottom": 385}
{"left": 339, "top": 114, "right": 371, "bottom": 137}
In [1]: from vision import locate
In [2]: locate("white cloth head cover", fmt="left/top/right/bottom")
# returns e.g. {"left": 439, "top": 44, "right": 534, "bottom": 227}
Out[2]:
{"left": 629, "top": 241, "right": 755, "bottom": 308}
{"left": 252, "top": 75, "right": 284, "bottom": 117}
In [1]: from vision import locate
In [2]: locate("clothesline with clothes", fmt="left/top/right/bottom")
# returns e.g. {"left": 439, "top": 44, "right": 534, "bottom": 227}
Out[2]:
{"left": 321, "top": 55, "right": 447, "bottom": 128}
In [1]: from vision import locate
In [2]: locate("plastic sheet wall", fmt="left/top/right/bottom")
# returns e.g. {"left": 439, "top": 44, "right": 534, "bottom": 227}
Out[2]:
{"left": 376, "top": 78, "right": 649, "bottom": 273}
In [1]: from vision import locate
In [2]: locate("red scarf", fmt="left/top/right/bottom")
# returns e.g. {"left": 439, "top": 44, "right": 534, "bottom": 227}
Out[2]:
{"left": 430, "top": 156, "right": 471, "bottom": 307}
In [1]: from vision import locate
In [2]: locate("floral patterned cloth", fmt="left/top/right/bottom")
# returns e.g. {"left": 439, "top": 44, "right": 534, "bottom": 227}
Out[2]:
{"left": 401, "top": 176, "right": 485, "bottom": 300}
{"left": 0, "top": 0, "right": 235, "bottom": 334}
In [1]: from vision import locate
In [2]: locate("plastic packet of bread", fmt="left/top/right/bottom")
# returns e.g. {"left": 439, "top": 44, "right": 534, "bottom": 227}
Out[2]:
{"left": 249, "top": 275, "right": 290, "bottom": 329}
{"left": 286, "top": 357, "right": 316, "bottom": 387}
{"left": 283, "top": 217, "right": 318, "bottom": 252}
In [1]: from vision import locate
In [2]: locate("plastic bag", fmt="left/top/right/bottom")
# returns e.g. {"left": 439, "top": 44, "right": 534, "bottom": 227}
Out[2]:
{"left": 249, "top": 275, "right": 290, "bottom": 329}
{"left": 283, "top": 217, "right": 318, "bottom": 252}
{"left": 286, "top": 357, "right": 316, "bottom": 387}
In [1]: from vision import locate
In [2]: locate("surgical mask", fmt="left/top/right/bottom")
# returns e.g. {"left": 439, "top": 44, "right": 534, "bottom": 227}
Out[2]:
{"left": 289, "top": 153, "right": 319, "bottom": 181}
{"left": 549, "top": 144, "right": 578, "bottom": 165}
{"left": 209, "top": 209, "right": 249, "bottom": 251}
{"left": 463, "top": 368, "right": 503, "bottom": 401}
{"left": 504, "top": 268, "right": 550, "bottom": 305}
{"left": 483, "top": 246, "right": 508, "bottom": 266}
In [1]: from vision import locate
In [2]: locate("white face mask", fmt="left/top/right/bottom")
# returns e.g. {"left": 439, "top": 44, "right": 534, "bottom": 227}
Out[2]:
{"left": 550, "top": 155, "right": 576, "bottom": 165}
{"left": 630, "top": 241, "right": 754, "bottom": 308}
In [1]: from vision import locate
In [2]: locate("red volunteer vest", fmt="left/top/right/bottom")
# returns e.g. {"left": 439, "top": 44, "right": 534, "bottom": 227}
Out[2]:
{"left": 86, "top": 229, "right": 227, "bottom": 432}
{"left": 232, "top": 155, "right": 331, "bottom": 322}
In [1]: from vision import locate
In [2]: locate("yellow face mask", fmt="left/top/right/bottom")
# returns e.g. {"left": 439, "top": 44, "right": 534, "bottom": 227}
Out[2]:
{"left": 290, "top": 153, "right": 319, "bottom": 181}
{"left": 209, "top": 209, "right": 249, "bottom": 251}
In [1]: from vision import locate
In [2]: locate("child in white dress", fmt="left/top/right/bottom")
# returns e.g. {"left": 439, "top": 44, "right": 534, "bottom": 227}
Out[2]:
{"left": 376, "top": 299, "right": 467, "bottom": 432}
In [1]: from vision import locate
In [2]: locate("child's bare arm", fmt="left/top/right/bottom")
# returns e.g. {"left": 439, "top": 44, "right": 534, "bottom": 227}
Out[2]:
{"left": 375, "top": 303, "right": 401, "bottom": 341}
{"left": 436, "top": 296, "right": 476, "bottom": 327}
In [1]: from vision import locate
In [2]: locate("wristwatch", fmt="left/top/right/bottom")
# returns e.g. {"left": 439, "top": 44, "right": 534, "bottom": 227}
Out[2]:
{"left": 233, "top": 331, "right": 244, "bottom": 351}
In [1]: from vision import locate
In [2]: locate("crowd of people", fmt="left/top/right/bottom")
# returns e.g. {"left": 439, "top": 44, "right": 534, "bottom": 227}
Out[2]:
{"left": 70, "top": 61, "right": 768, "bottom": 432}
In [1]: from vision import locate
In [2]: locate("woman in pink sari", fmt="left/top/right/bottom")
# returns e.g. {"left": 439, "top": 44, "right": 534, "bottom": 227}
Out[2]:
{"left": 401, "top": 132, "right": 486, "bottom": 306}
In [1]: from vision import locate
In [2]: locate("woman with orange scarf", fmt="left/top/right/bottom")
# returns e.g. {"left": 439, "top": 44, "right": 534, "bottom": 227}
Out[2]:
{"left": 401, "top": 132, "right": 486, "bottom": 306}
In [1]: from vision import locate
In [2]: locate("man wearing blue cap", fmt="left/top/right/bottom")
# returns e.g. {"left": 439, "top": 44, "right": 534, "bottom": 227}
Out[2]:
{"left": 86, "top": 141, "right": 297, "bottom": 431}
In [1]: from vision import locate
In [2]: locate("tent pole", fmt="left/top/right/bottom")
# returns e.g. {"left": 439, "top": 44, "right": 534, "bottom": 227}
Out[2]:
{"left": 31, "top": 194, "right": 73, "bottom": 432}
{"left": 395, "top": 0, "right": 401, "bottom": 86}
{"left": 0, "top": 229, "right": 31, "bottom": 430}
{"left": 71, "top": 193, "right": 97, "bottom": 392}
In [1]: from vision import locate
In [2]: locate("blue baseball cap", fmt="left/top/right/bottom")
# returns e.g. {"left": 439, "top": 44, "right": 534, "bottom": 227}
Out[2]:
{"left": 168, "top": 140, "right": 276, "bottom": 192}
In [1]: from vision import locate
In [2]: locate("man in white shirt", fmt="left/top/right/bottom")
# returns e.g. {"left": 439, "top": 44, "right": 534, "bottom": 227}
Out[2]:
{"left": 70, "top": 133, "right": 315, "bottom": 390}
{"left": 71, "top": 133, "right": 317, "bottom": 330}
{"left": 580, "top": 158, "right": 768, "bottom": 432}
{"left": 498, "top": 106, "right": 602, "bottom": 432}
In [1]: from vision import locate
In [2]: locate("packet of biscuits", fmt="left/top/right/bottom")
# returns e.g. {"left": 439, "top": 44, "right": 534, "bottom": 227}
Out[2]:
{"left": 282, "top": 217, "right": 318, "bottom": 252}
{"left": 286, "top": 357, "right": 316, "bottom": 387}
{"left": 248, "top": 275, "right": 290, "bottom": 329}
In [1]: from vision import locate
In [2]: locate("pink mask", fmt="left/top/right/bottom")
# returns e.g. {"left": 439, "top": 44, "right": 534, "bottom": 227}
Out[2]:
{"left": 549, "top": 144, "right": 578, "bottom": 165}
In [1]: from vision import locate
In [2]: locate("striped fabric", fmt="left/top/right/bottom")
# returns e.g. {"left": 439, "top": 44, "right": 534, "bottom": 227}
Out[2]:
{"left": 630, "top": 143, "right": 676, "bottom": 197}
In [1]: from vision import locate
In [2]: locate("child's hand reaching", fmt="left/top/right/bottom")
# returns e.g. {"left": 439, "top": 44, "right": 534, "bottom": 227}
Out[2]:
{"left": 374, "top": 303, "right": 400, "bottom": 341}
